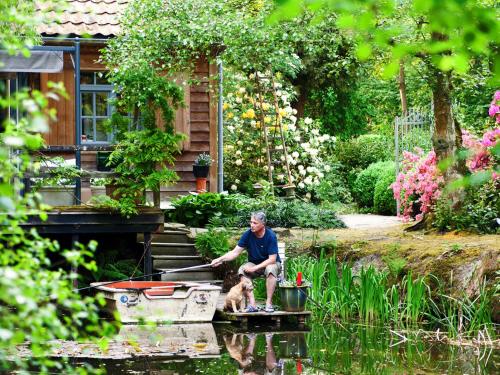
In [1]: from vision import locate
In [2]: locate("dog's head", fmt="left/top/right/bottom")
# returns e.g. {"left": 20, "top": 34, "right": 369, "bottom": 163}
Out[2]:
{"left": 241, "top": 278, "right": 254, "bottom": 291}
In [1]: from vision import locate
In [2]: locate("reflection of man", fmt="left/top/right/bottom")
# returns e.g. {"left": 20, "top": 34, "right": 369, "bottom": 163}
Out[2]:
{"left": 211, "top": 212, "right": 281, "bottom": 313}
{"left": 224, "top": 333, "right": 280, "bottom": 375}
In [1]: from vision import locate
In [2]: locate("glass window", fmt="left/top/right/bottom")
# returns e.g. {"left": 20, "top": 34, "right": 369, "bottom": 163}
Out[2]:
{"left": 80, "top": 71, "right": 113, "bottom": 143}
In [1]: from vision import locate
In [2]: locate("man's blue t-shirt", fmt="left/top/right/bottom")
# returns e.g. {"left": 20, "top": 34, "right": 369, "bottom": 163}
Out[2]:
{"left": 238, "top": 228, "right": 280, "bottom": 265}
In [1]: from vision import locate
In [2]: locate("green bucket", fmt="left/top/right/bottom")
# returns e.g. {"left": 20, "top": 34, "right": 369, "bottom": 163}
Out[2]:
{"left": 280, "top": 285, "right": 309, "bottom": 312}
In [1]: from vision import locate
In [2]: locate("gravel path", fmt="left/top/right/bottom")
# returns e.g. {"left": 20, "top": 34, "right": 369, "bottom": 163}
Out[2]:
{"left": 338, "top": 214, "right": 402, "bottom": 229}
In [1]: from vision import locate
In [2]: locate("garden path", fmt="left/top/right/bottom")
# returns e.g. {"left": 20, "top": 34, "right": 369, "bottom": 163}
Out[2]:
{"left": 338, "top": 214, "right": 402, "bottom": 229}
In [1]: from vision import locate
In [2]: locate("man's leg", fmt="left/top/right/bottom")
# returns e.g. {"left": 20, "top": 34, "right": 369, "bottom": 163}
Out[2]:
{"left": 265, "top": 274, "right": 277, "bottom": 307}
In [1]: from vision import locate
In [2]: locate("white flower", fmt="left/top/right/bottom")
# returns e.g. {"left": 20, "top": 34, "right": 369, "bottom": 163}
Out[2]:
{"left": 250, "top": 120, "right": 256, "bottom": 127}
{"left": 300, "top": 142, "right": 310, "bottom": 150}
{"left": 288, "top": 124, "right": 296, "bottom": 132}
{"left": 249, "top": 73, "right": 255, "bottom": 79}
{"left": 263, "top": 165, "right": 269, "bottom": 171}
{"left": 318, "top": 172, "right": 324, "bottom": 178}
{"left": 235, "top": 179, "right": 240, "bottom": 184}
{"left": 298, "top": 182, "right": 305, "bottom": 189}
{"left": 276, "top": 90, "right": 282, "bottom": 97}
{"left": 237, "top": 140, "right": 243, "bottom": 146}
{"left": 238, "top": 87, "right": 246, "bottom": 94}
{"left": 277, "top": 174, "right": 285, "bottom": 181}
{"left": 304, "top": 117, "right": 313, "bottom": 125}
{"left": 306, "top": 166, "right": 314, "bottom": 173}
{"left": 324, "top": 165, "right": 331, "bottom": 172}
{"left": 311, "top": 129, "right": 320, "bottom": 136}
{"left": 305, "top": 192, "right": 312, "bottom": 199}
{"left": 235, "top": 159, "right": 243, "bottom": 166}
{"left": 291, "top": 160, "right": 297, "bottom": 165}
{"left": 280, "top": 155, "right": 286, "bottom": 161}
{"left": 292, "top": 108, "right": 297, "bottom": 115}
{"left": 235, "top": 97, "right": 242, "bottom": 103}
{"left": 298, "top": 165, "right": 304, "bottom": 170}
{"left": 310, "top": 149, "right": 319, "bottom": 157}
{"left": 290, "top": 175, "right": 295, "bottom": 182}
{"left": 294, "top": 136, "right": 301, "bottom": 142}
{"left": 281, "top": 95, "right": 288, "bottom": 103}
{"left": 236, "top": 150, "right": 242, "bottom": 156}
{"left": 292, "top": 151, "right": 299, "bottom": 158}
{"left": 299, "top": 169, "right": 307, "bottom": 176}
{"left": 231, "top": 184, "right": 238, "bottom": 191}
{"left": 290, "top": 115, "right": 297, "bottom": 124}
{"left": 323, "top": 134, "right": 330, "bottom": 141}
{"left": 227, "top": 125, "right": 235, "bottom": 133}
{"left": 304, "top": 176, "right": 313, "bottom": 185}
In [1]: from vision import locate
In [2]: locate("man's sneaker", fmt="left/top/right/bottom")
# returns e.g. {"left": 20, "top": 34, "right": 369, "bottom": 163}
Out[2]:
{"left": 243, "top": 305, "right": 259, "bottom": 313}
{"left": 264, "top": 305, "right": 275, "bottom": 313}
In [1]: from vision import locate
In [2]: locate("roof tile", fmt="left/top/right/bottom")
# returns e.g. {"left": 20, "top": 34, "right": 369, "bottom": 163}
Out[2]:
{"left": 37, "top": 0, "right": 130, "bottom": 37}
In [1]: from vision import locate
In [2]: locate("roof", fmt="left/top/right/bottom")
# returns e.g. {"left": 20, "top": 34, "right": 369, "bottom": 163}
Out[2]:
{"left": 37, "top": 0, "right": 130, "bottom": 37}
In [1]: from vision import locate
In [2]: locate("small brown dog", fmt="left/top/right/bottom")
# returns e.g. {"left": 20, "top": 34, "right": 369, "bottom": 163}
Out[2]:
{"left": 224, "top": 278, "right": 254, "bottom": 313}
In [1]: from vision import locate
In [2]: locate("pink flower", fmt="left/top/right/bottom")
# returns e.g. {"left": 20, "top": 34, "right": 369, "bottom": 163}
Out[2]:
{"left": 494, "top": 90, "right": 500, "bottom": 101}
{"left": 489, "top": 104, "right": 499, "bottom": 117}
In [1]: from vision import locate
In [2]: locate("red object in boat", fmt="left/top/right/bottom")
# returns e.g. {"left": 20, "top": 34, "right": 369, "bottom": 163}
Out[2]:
{"left": 296, "top": 359, "right": 303, "bottom": 373}
{"left": 105, "top": 281, "right": 176, "bottom": 296}
{"left": 296, "top": 272, "right": 302, "bottom": 286}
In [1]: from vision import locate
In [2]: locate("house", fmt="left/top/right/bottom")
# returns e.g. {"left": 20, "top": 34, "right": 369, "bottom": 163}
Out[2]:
{"left": 1, "top": 0, "right": 220, "bottom": 201}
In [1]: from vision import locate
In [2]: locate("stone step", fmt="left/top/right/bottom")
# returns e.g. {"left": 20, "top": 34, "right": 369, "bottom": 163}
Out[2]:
{"left": 139, "top": 242, "right": 197, "bottom": 256}
{"left": 152, "top": 255, "right": 205, "bottom": 269}
{"left": 159, "top": 268, "right": 217, "bottom": 282}
{"left": 137, "top": 231, "right": 193, "bottom": 244}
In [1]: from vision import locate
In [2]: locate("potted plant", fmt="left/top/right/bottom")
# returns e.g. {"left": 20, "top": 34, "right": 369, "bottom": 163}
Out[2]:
{"left": 193, "top": 153, "right": 212, "bottom": 193}
{"left": 32, "top": 156, "right": 81, "bottom": 206}
{"left": 279, "top": 272, "right": 311, "bottom": 312}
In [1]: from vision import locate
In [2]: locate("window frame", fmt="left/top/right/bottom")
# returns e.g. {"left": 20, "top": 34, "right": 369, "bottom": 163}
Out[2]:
{"left": 80, "top": 71, "right": 114, "bottom": 144}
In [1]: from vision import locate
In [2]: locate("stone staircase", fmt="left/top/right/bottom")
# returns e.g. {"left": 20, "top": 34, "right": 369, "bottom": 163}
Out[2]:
{"left": 138, "top": 224, "right": 219, "bottom": 283}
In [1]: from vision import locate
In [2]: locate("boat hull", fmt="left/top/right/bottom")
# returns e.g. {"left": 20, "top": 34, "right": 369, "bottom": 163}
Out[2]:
{"left": 91, "top": 281, "right": 221, "bottom": 323}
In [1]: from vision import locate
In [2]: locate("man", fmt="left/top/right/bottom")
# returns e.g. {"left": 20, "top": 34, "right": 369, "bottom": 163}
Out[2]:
{"left": 211, "top": 211, "right": 281, "bottom": 313}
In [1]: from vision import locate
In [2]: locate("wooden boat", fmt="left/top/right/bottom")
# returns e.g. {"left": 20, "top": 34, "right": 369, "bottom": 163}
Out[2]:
{"left": 91, "top": 281, "right": 221, "bottom": 323}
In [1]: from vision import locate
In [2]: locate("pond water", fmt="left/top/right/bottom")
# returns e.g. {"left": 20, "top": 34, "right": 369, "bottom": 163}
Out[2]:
{"left": 76, "top": 322, "right": 498, "bottom": 374}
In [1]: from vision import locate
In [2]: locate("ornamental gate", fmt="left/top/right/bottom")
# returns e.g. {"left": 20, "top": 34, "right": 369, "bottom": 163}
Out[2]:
{"left": 394, "top": 107, "right": 434, "bottom": 216}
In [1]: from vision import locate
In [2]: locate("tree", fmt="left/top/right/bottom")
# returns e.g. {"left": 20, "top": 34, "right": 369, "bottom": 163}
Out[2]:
{"left": 271, "top": 0, "right": 499, "bottom": 182}
{"left": 1, "top": 1, "right": 114, "bottom": 372}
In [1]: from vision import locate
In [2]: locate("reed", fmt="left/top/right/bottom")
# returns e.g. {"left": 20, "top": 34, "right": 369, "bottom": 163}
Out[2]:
{"left": 286, "top": 253, "right": 495, "bottom": 337}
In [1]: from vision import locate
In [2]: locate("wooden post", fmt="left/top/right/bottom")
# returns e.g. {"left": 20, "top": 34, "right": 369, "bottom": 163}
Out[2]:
{"left": 144, "top": 232, "right": 152, "bottom": 280}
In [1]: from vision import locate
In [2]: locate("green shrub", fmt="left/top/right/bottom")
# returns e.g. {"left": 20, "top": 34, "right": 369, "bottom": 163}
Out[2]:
{"left": 353, "top": 161, "right": 394, "bottom": 208}
{"left": 400, "top": 127, "right": 433, "bottom": 153}
{"left": 167, "top": 193, "right": 239, "bottom": 227}
{"left": 234, "top": 199, "right": 346, "bottom": 229}
{"left": 373, "top": 165, "right": 397, "bottom": 215}
{"left": 314, "top": 162, "right": 353, "bottom": 204}
{"left": 335, "top": 134, "right": 393, "bottom": 171}
{"left": 194, "top": 228, "right": 232, "bottom": 260}
{"left": 433, "top": 180, "right": 500, "bottom": 234}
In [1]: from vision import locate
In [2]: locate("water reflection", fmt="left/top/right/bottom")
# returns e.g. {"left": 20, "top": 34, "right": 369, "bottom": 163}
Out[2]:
{"left": 223, "top": 332, "right": 306, "bottom": 374}
{"left": 76, "top": 323, "right": 497, "bottom": 374}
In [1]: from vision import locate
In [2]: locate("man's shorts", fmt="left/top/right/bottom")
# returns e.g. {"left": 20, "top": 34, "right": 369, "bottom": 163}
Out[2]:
{"left": 238, "top": 262, "right": 281, "bottom": 279}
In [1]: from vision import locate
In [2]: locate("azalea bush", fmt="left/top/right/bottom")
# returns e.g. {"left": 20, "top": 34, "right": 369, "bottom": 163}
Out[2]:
{"left": 223, "top": 72, "right": 336, "bottom": 199}
{"left": 392, "top": 149, "right": 444, "bottom": 221}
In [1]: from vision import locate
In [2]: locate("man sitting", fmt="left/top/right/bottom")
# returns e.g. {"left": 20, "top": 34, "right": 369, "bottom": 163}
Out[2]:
{"left": 211, "top": 211, "right": 281, "bottom": 313}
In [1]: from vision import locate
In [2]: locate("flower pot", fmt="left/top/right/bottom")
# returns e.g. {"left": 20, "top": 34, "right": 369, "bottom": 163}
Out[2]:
{"left": 38, "top": 186, "right": 75, "bottom": 206}
{"left": 193, "top": 165, "right": 209, "bottom": 178}
{"left": 195, "top": 177, "right": 207, "bottom": 193}
{"left": 280, "top": 285, "right": 309, "bottom": 312}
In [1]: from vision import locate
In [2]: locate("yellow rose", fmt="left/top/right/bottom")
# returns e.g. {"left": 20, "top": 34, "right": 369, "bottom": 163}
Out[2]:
{"left": 264, "top": 116, "right": 271, "bottom": 124}
{"left": 262, "top": 103, "right": 270, "bottom": 111}
{"left": 227, "top": 112, "right": 234, "bottom": 119}
{"left": 223, "top": 103, "right": 230, "bottom": 110}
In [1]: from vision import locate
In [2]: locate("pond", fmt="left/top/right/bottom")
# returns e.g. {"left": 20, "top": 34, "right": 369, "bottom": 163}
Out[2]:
{"left": 75, "top": 322, "right": 498, "bottom": 374}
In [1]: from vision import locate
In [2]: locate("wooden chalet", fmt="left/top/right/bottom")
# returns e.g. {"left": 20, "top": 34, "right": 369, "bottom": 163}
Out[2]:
{"left": 1, "top": 0, "right": 219, "bottom": 201}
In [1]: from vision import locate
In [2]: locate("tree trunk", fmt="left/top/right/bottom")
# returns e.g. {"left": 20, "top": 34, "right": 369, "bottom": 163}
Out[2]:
{"left": 431, "top": 69, "right": 462, "bottom": 182}
{"left": 398, "top": 60, "right": 408, "bottom": 116}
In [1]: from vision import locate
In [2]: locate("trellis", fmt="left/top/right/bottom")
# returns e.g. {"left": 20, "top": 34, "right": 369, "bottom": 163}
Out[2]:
{"left": 394, "top": 107, "right": 434, "bottom": 216}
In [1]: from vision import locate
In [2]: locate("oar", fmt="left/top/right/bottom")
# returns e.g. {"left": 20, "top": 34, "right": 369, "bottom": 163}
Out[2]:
{"left": 75, "top": 263, "right": 213, "bottom": 292}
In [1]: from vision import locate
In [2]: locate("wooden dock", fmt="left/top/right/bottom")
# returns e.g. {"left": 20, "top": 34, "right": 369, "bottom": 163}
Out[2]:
{"left": 215, "top": 294, "right": 311, "bottom": 329}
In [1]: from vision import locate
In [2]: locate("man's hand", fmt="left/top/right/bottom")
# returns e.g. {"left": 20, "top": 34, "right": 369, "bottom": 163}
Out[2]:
{"left": 243, "top": 264, "right": 258, "bottom": 273}
{"left": 211, "top": 258, "right": 223, "bottom": 267}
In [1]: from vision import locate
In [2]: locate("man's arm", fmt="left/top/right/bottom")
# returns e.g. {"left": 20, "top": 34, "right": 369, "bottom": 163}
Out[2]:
{"left": 211, "top": 245, "right": 245, "bottom": 267}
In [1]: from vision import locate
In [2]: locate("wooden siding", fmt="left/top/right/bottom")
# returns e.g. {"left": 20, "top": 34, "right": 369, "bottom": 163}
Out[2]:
{"left": 40, "top": 44, "right": 218, "bottom": 198}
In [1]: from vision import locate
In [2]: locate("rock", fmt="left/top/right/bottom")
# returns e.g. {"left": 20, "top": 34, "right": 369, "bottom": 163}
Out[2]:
{"left": 351, "top": 254, "right": 387, "bottom": 277}
{"left": 452, "top": 250, "right": 498, "bottom": 298}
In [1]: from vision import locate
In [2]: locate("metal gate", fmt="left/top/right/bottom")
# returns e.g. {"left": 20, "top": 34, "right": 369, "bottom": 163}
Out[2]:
{"left": 394, "top": 107, "right": 434, "bottom": 216}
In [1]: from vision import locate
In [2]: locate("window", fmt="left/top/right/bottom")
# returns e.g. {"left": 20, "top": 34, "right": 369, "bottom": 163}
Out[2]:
{"left": 80, "top": 71, "right": 113, "bottom": 143}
